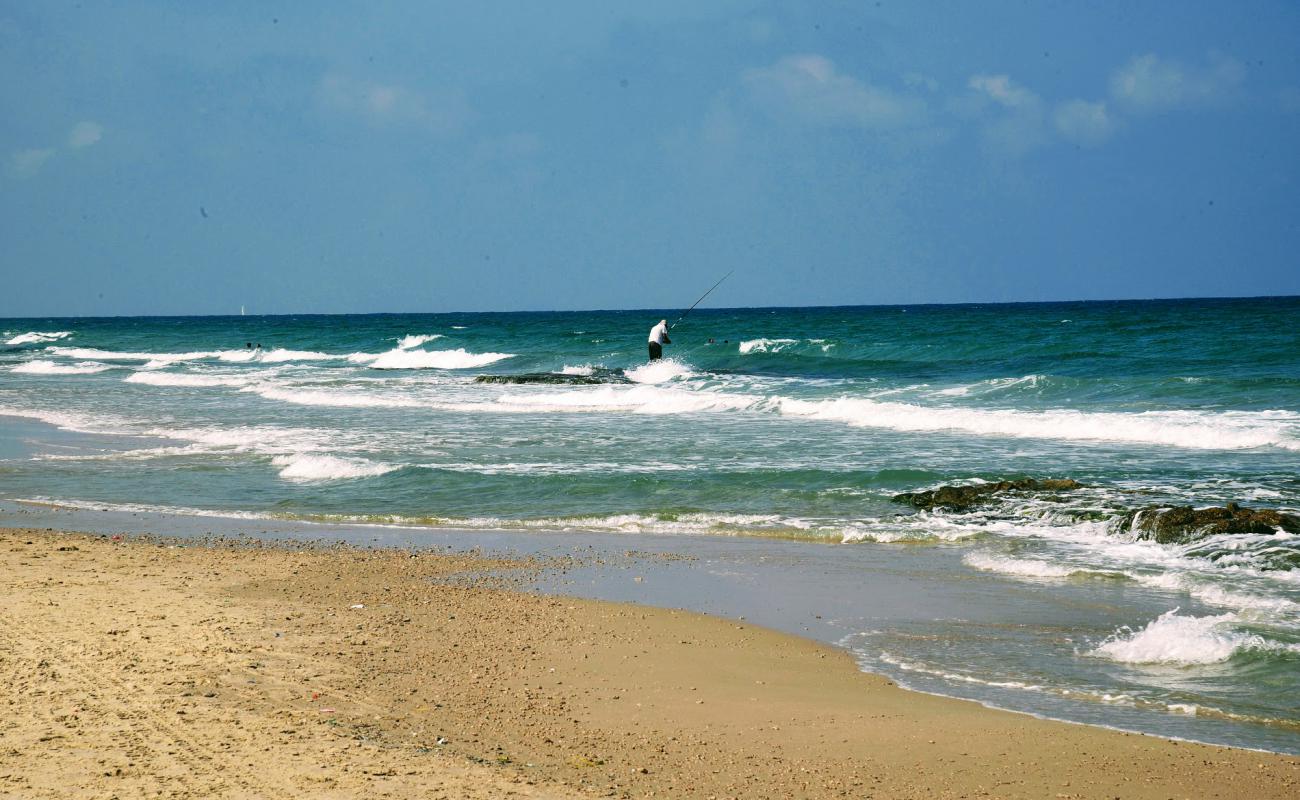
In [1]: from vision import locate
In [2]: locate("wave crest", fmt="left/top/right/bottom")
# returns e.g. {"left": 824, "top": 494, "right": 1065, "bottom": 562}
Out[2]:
{"left": 1089, "top": 609, "right": 1295, "bottom": 665}
{"left": 12, "top": 360, "right": 110, "bottom": 375}
{"left": 6, "top": 331, "right": 72, "bottom": 346}
{"left": 351, "top": 347, "right": 513, "bottom": 370}
{"left": 271, "top": 454, "right": 398, "bottom": 482}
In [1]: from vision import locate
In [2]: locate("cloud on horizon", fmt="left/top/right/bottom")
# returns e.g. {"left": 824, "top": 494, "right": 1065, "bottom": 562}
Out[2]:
{"left": 742, "top": 54, "right": 926, "bottom": 130}
{"left": 10, "top": 147, "right": 55, "bottom": 177}
{"left": 68, "top": 121, "right": 103, "bottom": 149}
{"left": 1110, "top": 53, "right": 1244, "bottom": 113}
{"left": 316, "top": 74, "right": 473, "bottom": 134}
{"left": 966, "top": 74, "right": 1046, "bottom": 156}
{"left": 1054, "top": 100, "right": 1115, "bottom": 147}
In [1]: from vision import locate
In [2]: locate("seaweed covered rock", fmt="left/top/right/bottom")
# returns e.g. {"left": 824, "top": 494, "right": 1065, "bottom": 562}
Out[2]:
{"left": 891, "top": 479, "right": 1083, "bottom": 512}
{"left": 1117, "top": 503, "right": 1300, "bottom": 544}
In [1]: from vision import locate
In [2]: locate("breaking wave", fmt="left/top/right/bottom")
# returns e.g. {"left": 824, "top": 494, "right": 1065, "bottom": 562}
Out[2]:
{"left": 625, "top": 358, "right": 694, "bottom": 384}
{"left": 12, "top": 360, "right": 110, "bottom": 375}
{"left": 244, "top": 386, "right": 422, "bottom": 408}
{"left": 7, "top": 331, "right": 72, "bottom": 346}
{"left": 49, "top": 346, "right": 338, "bottom": 365}
{"left": 271, "top": 453, "right": 398, "bottom": 482}
{"left": 776, "top": 397, "right": 1300, "bottom": 451}
{"left": 738, "top": 338, "right": 833, "bottom": 355}
{"left": 125, "top": 371, "right": 254, "bottom": 388}
{"left": 351, "top": 347, "right": 514, "bottom": 370}
{"left": 1090, "top": 609, "right": 1300, "bottom": 665}
{"left": 396, "top": 334, "right": 444, "bottom": 349}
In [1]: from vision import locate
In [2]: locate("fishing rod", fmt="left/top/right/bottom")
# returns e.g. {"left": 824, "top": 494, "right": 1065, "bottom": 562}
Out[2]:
{"left": 670, "top": 269, "right": 733, "bottom": 329}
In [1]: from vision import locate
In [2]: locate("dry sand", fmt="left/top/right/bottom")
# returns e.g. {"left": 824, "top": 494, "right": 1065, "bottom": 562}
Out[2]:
{"left": 1, "top": 527, "right": 1296, "bottom": 799}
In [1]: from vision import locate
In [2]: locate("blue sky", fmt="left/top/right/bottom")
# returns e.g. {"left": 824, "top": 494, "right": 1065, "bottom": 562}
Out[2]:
{"left": 2, "top": 1, "right": 1299, "bottom": 316}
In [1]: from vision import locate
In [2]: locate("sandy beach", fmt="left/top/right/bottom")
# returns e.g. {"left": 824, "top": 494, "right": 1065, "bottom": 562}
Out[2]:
{"left": 1, "top": 527, "right": 1296, "bottom": 799}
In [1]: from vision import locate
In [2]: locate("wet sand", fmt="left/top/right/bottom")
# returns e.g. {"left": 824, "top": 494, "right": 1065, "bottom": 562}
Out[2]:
{"left": 1, "top": 527, "right": 1296, "bottom": 799}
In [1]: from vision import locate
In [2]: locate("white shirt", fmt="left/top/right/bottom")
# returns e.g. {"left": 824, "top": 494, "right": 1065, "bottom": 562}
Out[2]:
{"left": 648, "top": 321, "right": 670, "bottom": 344}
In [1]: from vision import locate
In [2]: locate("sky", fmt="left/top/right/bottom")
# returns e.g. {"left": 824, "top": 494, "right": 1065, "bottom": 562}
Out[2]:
{"left": 2, "top": 1, "right": 1299, "bottom": 317}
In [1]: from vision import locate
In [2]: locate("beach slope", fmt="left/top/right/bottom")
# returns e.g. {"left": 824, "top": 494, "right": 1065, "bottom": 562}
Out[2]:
{"left": 1, "top": 528, "right": 1295, "bottom": 799}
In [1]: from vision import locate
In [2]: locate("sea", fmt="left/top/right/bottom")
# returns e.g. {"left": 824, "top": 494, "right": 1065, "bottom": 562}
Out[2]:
{"left": 2, "top": 297, "right": 1298, "bottom": 753}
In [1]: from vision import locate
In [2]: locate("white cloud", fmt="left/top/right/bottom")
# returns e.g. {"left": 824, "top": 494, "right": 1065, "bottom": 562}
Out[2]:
{"left": 968, "top": 74, "right": 1037, "bottom": 109}
{"left": 10, "top": 147, "right": 55, "bottom": 177}
{"left": 1054, "top": 100, "right": 1115, "bottom": 147}
{"left": 1110, "top": 53, "right": 1244, "bottom": 113}
{"left": 68, "top": 121, "right": 103, "bottom": 149}
{"left": 742, "top": 54, "right": 925, "bottom": 130}
{"left": 317, "top": 75, "right": 472, "bottom": 134}
{"left": 965, "top": 74, "right": 1045, "bottom": 156}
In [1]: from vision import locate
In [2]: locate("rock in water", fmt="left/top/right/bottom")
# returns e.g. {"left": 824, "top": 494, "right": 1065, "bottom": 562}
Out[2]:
{"left": 1117, "top": 504, "right": 1300, "bottom": 544}
{"left": 891, "top": 479, "right": 1083, "bottom": 511}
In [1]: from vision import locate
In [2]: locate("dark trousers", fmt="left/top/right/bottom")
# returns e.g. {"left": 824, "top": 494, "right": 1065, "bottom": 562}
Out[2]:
{"left": 648, "top": 341, "right": 662, "bottom": 361}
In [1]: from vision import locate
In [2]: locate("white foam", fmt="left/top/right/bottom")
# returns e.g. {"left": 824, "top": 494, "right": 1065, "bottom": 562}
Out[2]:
{"left": 12, "top": 360, "right": 110, "bottom": 375}
{"left": 1090, "top": 609, "right": 1294, "bottom": 665}
{"left": 559, "top": 364, "right": 595, "bottom": 376}
{"left": 1132, "top": 573, "right": 1300, "bottom": 616}
{"left": 6, "top": 331, "right": 71, "bottom": 345}
{"left": 738, "top": 338, "right": 798, "bottom": 354}
{"left": 963, "top": 551, "right": 1081, "bottom": 579}
{"left": 271, "top": 453, "right": 398, "bottom": 482}
{"left": 49, "top": 346, "right": 340, "bottom": 365}
{"left": 256, "top": 348, "right": 336, "bottom": 363}
{"left": 625, "top": 358, "right": 694, "bottom": 384}
{"left": 352, "top": 347, "right": 513, "bottom": 370}
{"left": 491, "top": 384, "right": 757, "bottom": 415}
{"left": 0, "top": 406, "right": 126, "bottom": 434}
{"left": 51, "top": 346, "right": 219, "bottom": 363}
{"left": 396, "top": 334, "right": 444, "bottom": 349}
{"left": 245, "top": 385, "right": 421, "bottom": 408}
{"left": 776, "top": 397, "right": 1300, "bottom": 451}
{"left": 125, "top": 371, "right": 253, "bottom": 388}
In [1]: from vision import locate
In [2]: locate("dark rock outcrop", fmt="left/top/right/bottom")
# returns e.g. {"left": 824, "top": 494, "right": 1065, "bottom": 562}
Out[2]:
{"left": 892, "top": 479, "right": 1083, "bottom": 512}
{"left": 1117, "top": 503, "right": 1300, "bottom": 544}
{"left": 474, "top": 371, "right": 629, "bottom": 386}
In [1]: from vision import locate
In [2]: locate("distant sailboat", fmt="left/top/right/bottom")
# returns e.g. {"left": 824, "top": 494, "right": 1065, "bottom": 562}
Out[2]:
{"left": 240, "top": 305, "right": 246, "bottom": 316}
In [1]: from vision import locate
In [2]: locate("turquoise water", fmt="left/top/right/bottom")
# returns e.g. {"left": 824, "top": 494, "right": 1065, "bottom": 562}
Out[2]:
{"left": 2, "top": 298, "right": 1298, "bottom": 752}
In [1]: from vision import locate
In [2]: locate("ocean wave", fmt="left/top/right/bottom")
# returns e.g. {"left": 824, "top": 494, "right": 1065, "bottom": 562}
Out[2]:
{"left": 776, "top": 396, "right": 1300, "bottom": 450}
{"left": 560, "top": 364, "right": 596, "bottom": 376}
{"left": 625, "top": 358, "right": 694, "bottom": 384}
{"left": 1089, "top": 609, "right": 1298, "bottom": 665}
{"left": 396, "top": 334, "right": 444, "bottom": 349}
{"left": 51, "top": 346, "right": 219, "bottom": 363}
{"left": 271, "top": 453, "right": 398, "bottom": 482}
{"left": 963, "top": 551, "right": 1097, "bottom": 579}
{"left": 490, "top": 384, "right": 757, "bottom": 415}
{"left": 49, "top": 346, "right": 339, "bottom": 365}
{"left": 6, "top": 331, "right": 72, "bottom": 346}
{"left": 11, "top": 360, "right": 111, "bottom": 375}
{"left": 125, "top": 371, "right": 254, "bottom": 388}
{"left": 1132, "top": 572, "right": 1300, "bottom": 616}
{"left": 351, "top": 347, "right": 513, "bottom": 370}
{"left": 738, "top": 338, "right": 798, "bottom": 354}
{"left": 243, "top": 385, "right": 422, "bottom": 408}
{"left": 737, "top": 337, "right": 834, "bottom": 355}
{"left": 256, "top": 348, "right": 336, "bottom": 362}
{"left": 839, "top": 514, "right": 1000, "bottom": 544}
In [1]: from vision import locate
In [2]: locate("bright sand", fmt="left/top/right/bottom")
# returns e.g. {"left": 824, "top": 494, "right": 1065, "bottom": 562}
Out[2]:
{"left": 1, "top": 528, "right": 1296, "bottom": 799}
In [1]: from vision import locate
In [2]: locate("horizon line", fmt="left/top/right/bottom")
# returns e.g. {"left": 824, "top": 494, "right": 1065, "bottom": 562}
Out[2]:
{"left": 2, "top": 293, "right": 1297, "bottom": 321}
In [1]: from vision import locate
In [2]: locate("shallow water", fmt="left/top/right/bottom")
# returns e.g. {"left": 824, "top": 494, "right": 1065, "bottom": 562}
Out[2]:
{"left": 2, "top": 298, "right": 1298, "bottom": 752}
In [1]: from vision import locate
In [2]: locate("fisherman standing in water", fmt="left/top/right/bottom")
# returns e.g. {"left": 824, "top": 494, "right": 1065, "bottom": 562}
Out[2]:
{"left": 647, "top": 319, "right": 671, "bottom": 361}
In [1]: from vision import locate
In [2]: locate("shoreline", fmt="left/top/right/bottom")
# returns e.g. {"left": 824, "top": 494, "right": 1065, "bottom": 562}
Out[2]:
{"left": 3, "top": 526, "right": 1296, "bottom": 798}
